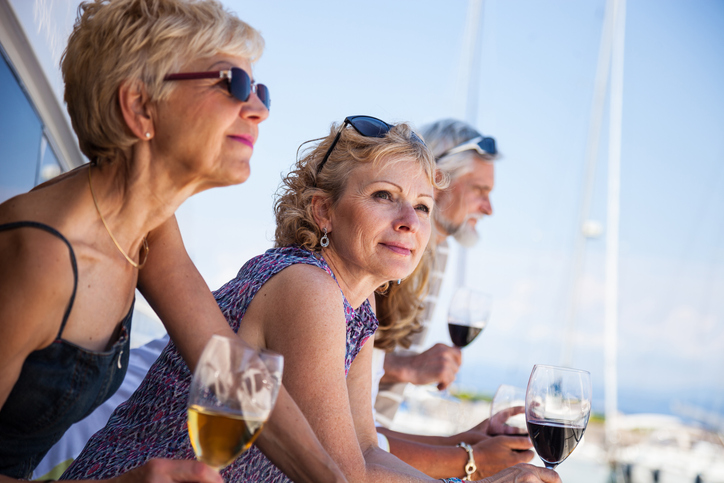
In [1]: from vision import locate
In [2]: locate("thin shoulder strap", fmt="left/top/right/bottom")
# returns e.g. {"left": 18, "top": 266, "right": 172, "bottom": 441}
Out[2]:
{"left": 0, "top": 221, "right": 78, "bottom": 339}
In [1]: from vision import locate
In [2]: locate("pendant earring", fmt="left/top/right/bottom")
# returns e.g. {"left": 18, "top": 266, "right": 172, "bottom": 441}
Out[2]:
{"left": 320, "top": 228, "right": 330, "bottom": 248}
{"left": 397, "top": 279, "right": 402, "bottom": 285}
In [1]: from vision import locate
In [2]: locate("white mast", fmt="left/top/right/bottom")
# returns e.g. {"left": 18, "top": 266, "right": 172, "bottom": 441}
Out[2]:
{"left": 605, "top": 0, "right": 627, "bottom": 448}
{"left": 456, "top": 0, "right": 485, "bottom": 287}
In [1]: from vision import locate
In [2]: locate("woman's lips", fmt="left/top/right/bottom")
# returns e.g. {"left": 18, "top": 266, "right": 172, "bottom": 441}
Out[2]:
{"left": 230, "top": 134, "right": 254, "bottom": 148}
{"left": 382, "top": 243, "right": 412, "bottom": 256}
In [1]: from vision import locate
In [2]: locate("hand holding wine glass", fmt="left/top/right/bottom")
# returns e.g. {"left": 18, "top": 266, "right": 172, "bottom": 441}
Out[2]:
{"left": 525, "top": 364, "right": 591, "bottom": 469}
{"left": 187, "top": 335, "right": 283, "bottom": 470}
{"left": 447, "top": 287, "right": 492, "bottom": 348}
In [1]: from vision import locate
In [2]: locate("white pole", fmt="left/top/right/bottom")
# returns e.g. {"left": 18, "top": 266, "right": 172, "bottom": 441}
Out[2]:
{"left": 605, "top": 0, "right": 626, "bottom": 448}
{"left": 561, "top": 0, "right": 615, "bottom": 368}
{"left": 456, "top": 0, "right": 485, "bottom": 288}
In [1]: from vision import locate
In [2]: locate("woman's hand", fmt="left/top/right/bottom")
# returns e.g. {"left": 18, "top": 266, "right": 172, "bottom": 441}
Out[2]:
{"left": 112, "top": 459, "right": 223, "bottom": 483}
{"left": 478, "top": 463, "right": 561, "bottom": 483}
{"left": 471, "top": 436, "right": 534, "bottom": 479}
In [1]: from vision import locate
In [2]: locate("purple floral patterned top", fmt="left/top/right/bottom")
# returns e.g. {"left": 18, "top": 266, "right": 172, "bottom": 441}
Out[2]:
{"left": 61, "top": 246, "right": 378, "bottom": 483}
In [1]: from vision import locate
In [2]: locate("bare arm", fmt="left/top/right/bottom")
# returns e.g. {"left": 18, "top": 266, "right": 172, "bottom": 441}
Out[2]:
{"left": 256, "top": 388, "right": 348, "bottom": 483}
{"left": 137, "top": 216, "right": 237, "bottom": 371}
{"left": 377, "top": 406, "right": 528, "bottom": 447}
{"left": 384, "top": 433, "right": 533, "bottom": 479}
{"left": 137, "top": 217, "right": 346, "bottom": 483}
{"left": 251, "top": 264, "right": 457, "bottom": 482}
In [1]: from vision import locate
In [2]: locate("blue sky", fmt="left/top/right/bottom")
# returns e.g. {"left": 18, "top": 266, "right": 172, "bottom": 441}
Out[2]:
{"left": 12, "top": 0, "right": 724, "bottom": 421}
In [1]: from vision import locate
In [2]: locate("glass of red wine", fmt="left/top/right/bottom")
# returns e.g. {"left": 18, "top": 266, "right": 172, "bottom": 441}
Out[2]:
{"left": 525, "top": 364, "right": 591, "bottom": 469}
{"left": 447, "top": 287, "right": 491, "bottom": 348}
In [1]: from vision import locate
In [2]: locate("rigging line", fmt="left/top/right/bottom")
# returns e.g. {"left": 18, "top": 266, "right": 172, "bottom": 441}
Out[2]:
{"left": 659, "top": 148, "right": 724, "bottom": 317}
{"left": 560, "top": 0, "right": 616, "bottom": 368}
{"left": 604, "top": 0, "right": 626, "bottom": 449}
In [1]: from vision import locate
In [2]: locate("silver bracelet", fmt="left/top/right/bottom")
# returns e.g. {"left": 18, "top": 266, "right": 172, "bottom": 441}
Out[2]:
{"left": 457, "top": 442, "right": 477, "bottom": 481}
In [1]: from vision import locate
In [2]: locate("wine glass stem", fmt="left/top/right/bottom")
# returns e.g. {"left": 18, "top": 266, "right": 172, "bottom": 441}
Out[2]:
{"left": 544, "top": 463, "right": 558, "bottom": 470}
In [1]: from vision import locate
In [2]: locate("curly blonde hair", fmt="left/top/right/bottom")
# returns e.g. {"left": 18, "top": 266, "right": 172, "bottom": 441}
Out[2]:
{"left": 62, "top": 0, "right": 263, "bottom": 162}
{"left": 274, "top": 119, "right": 444, "bottom": 250}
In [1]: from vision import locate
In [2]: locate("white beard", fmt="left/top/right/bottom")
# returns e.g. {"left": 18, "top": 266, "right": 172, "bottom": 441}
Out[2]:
{"left": 452, "top": 217, "right": 480, "bottom": 247}
{"left": 436, "top": 212, "right": 481, "bottom": 248}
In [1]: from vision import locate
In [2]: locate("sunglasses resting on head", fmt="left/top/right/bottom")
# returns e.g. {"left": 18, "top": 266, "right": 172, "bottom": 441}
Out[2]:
{"left": 437, "top": 135, "right": 497, "bottom": 160}
{"left": 316, "top": 115, "right": 426, "bottom": 177}
{"left": 164, "top": 66, "right": 270, "bottom": 110}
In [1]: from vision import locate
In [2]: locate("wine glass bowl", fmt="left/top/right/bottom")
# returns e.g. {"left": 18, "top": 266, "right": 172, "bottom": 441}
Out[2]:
{"left": 447, "top": 287, "right": 492, "bottom": 348}
{"left": 490, "top": 384, "right": 527, "bottom": 433}
{"left": 187, "top": 335, "right": 283, "bottom": 470}
{"left": 525, "top": 364, "right": 591, "bottom": 469}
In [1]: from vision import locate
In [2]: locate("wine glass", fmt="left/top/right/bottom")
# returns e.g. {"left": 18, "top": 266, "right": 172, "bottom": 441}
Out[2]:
{"left": 525, "top": 364, "right": 592, "bottom": 469}
{"left": 187, "top": 335, "right": 283, "bottom": 470}
{"left": 447, "top": 287, "right": 492, "bottom": 348}
{"left": 490, "top": 384, "right": 527, "bottom": 433}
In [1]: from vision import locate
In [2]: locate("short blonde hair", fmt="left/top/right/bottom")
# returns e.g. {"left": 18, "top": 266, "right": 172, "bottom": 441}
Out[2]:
{"left": 274, "top": 120, "right": 445, "bottom": 250}
{"left": 62, "top": 0, "right": 264, "bottom": 162}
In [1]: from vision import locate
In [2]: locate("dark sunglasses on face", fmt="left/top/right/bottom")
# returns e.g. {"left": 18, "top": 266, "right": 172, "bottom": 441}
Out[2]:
{"left": 316, "top": 115, "right": 426, "bottom": 176}
{"left": 436, "top": 135, "right": 497, "bottom": 160}
{"left": 163, "top": 67, "right": 270, "bottom": 110}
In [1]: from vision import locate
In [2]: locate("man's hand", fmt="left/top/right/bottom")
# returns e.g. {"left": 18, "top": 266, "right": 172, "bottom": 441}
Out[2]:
{"left": 472, "top": 436, "right": 534, "bottom": 478}
{"left": 480, "top": 463, "right": 561, "bottom": 483}
{"left": 382, "top": 343, "right": 462, "bottom": 390}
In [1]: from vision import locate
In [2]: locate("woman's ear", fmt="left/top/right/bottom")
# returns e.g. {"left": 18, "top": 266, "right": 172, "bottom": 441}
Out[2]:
{"left": 118, "top": 79, "right": 154, "bottom": 140}
{"left": 310, "top": 194, "right": 332, "bottom": 232}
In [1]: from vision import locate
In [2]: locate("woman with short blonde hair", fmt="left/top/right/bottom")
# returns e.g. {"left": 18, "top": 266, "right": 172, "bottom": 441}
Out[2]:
{"left": 0, "top": 1, "right": 343, "bottom": 482}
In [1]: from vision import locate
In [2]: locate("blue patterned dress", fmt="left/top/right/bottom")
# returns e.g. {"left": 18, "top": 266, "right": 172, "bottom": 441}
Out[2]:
{"left": 61, "top": 246, "right": 378, "bottom": 482}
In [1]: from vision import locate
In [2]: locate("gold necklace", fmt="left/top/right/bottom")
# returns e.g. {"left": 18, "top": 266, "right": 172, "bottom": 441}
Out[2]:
{"left": 88, "top": 166, "right": 149, "bottom": 269}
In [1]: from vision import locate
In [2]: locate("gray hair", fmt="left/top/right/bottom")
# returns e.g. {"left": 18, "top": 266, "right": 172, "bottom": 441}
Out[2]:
{"left": 419, "top": 119, "right": 498, "bottom": 182}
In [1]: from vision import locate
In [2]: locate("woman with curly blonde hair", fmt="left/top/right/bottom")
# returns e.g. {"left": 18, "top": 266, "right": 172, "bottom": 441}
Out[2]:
{"left": 64, "top": 116, "right": 559, "bottom": 483}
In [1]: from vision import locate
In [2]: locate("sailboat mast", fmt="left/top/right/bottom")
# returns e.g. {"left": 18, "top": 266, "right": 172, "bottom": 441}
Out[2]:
{"left": 455, "top": 0, "right": 485, "bottom": 288}
{"left": 605, "top": 0, "right": 627, "bottom": 448}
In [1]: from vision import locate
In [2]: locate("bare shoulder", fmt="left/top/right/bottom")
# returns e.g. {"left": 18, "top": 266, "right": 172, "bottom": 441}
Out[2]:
{"left": 0, "top": 222, "right": 76, "bottom": 344}
{"left": 0, "top": 221, "right": 76, "bottom": 407}
{"left": 246, "top": 261, "right": 346, "bottom": 346}
{"left": 265, "top": 262, "right": 343, "bottom": 312}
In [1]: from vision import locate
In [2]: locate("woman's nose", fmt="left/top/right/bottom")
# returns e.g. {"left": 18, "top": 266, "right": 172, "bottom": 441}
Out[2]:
{"left": 240, "top": 91, "right": 269, "bottom": 123}
{"left": 394, "top": 203, "right": 421, "bottom": 232}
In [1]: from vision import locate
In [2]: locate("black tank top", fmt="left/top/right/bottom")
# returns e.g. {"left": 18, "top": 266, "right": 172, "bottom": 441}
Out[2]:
{"left": 0, "top": 221, "right": 133, "bottom": 479}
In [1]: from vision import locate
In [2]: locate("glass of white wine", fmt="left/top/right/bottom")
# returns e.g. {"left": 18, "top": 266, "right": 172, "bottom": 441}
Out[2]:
{"left": 187, "top": 335, "right": 283, "bottom": 470}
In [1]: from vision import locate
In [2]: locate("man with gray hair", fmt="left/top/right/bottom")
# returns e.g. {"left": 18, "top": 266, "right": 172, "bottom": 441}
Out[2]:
{"left": 374, "top": 118, "right": 498, "bottom": 426}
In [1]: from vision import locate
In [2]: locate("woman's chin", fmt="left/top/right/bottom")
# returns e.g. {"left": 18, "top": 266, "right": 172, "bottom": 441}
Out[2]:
{"left": 218, "top": 165, "right": 251, "bottom": 186}
{"left": 379, "top": 267, "right": 415, "bottom": 284}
